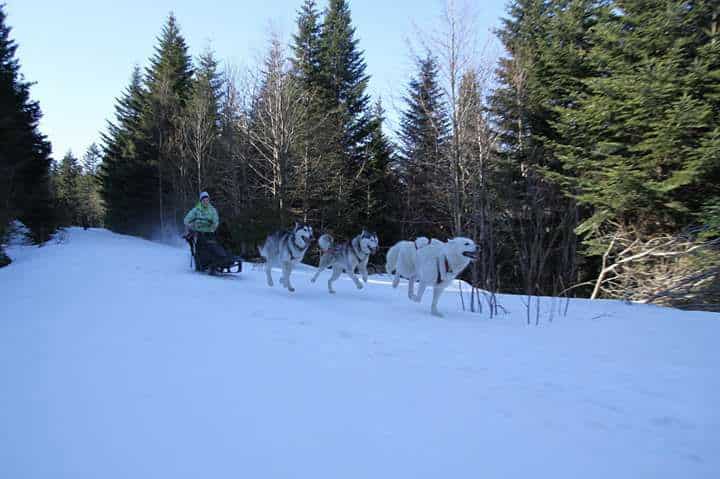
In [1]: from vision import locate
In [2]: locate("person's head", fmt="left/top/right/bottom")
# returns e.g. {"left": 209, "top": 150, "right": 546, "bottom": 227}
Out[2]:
{"left": 199, "top": 191, "right": 210, "bottom": 206}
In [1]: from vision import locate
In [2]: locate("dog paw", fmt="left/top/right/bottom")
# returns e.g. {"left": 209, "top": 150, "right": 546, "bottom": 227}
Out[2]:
{"left": 329, "top": 289, "right": 336, "bottom": 294}
{"left": 431, "top": 310, "right": 444, "bottom": 318}
{"left": 288, "top": 286, "right": 296, "bottom": 292}
{"left": 267, "top": 280, "right": 274, "bottom": 287}
{"left": 411, "top": 295, "right": 421, "bottom": 303}
{"left": 356, "top": 283, "right": 363, "bottom": 290}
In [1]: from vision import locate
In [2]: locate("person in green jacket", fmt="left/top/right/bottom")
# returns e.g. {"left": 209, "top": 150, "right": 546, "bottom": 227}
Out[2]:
{"left": 184, "top": 191, "right": 227, "bottom": 272}
{"left": 184, "top": 191, "right": 219, "bottom": 233}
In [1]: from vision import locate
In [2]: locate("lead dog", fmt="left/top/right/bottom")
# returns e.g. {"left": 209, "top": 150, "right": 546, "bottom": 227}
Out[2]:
{"left": 412, "top": 237, "right": 478, "bottom": 317}
{"left": 385, "top": 236, "right": 435, "bottom": 299}
{"left": 311, "top": 230, "right": 379, "bottom": 294}
{"left": 259, "top": 223, "right": 314, "bottom": 292}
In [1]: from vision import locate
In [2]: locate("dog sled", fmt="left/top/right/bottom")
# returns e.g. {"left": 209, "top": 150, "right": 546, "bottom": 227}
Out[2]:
{"left": 184, "top": 231, "right": 242, "bottom": 275}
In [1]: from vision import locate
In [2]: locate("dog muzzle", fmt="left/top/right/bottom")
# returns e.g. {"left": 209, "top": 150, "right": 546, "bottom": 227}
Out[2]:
{"left": 462, "top": 249, "right": 479, "bottom": 260}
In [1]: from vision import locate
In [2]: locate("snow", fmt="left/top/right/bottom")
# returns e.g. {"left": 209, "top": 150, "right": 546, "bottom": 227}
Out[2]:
{"left": 1, "top": 228, "right": 718, "bottom": 478}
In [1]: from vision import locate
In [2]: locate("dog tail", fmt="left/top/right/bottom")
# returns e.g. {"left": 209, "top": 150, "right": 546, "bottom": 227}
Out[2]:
{"left": 318, "top": 234, "right": 334, "bottom": 252}
{"left": 386, "top": 243, "right": 400, "bottom": 275}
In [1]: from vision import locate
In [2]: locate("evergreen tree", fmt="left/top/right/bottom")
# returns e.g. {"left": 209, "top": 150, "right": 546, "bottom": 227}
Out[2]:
{"left": 101, "top": 67, "right": 156, "bottom": 236}
{"left": 144, "top": 12, "right": 194, "bottom": 235}
{"left": 78, "top": 144, "right": 105, "bottom": 227}
{"left": 488, "top": 0, "right": 599, "bottom": 295}
{"left": 552, "top": 0, "right": 720, "bottom": 249}
{"left": 319, "top": 0, "right": 372, "bottom": 158}
{"left": 0, "top": 4, "right": 55, "bottom": 253}
{"left": 397, "top": 54, "right": 449, "bottom": 237}
{"left": 54, "top": 151, "right": 82, "bottom": 226}
{"left": 362, "top": 99, "right": 399, "bottom": 242}
{"left": 292, "top": 0, "right": 323, "bottom": 91}
{"left": 290, "top": 0, "right": 342, "bottom": 230}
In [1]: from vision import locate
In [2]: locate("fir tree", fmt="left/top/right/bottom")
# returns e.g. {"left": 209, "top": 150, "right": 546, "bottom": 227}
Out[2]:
{"left": 54, "top": 151, "right": 82, "bottom": 226}
{"left": 292, "top": 0, "right": 323, "bottom": 91}
{"left": 397, "top": 54, "right": 449, "bottom": 237}
{"left": 0, "top": 4, "right": 55, "bottom": 251}
{"left": 362, "top": 99, "right": 399, "bottom": 240}
{"left": 318, "top": 0, "right": 372, "bottom": 158}
{"left": 552, "top": 0, "right": 720, "bottom": 248}
{"left": 101, "top": 67, "right": 156, "bottom": 236}
{"left": 144, "top": 12, "right": 194, "bottom": 235}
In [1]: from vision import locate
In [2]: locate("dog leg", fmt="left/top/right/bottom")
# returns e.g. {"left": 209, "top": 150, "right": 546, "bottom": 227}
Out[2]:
{"left": 413, "top": 282, "right": 427, "bottom": 303}
{"left": 328, "top": 266, "right": 342, "bottom": 294}
{"left": 346, "top": 269, "right": 364, "bottom": 290}
{"left": 311, "top": 262, "right": 323, "bottom": 283}
{"left": 431, "top": 286, "right": 444, "bottom": 318}
{"left": 407, "top": 275, "right": 415, "bottom": 299}
{"left": 283, "top": 262, "right": 295, "bottom": 292}
{"left": 392, "top": 271, "right": 400, "bottom": 288}
{"left": 360, "top": 263, "right": 369, "bottom": 283}
{"left": 265, "top": 260, "right": 274, "bottom": 287}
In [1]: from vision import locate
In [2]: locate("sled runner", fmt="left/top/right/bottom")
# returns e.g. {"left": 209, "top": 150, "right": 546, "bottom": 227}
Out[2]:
{"left": 184, "top": 231, "right": 242, "bottom": 275}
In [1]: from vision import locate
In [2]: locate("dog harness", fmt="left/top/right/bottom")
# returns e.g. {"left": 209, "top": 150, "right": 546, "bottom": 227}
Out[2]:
{"left": 286, "top": 232, "right": 307, "bottom": 260}
{"left": 436, "top": 256, "right": 453, "bottom": 285}
{"left": 350, "top": 237, "right": 370, "bottom": 263}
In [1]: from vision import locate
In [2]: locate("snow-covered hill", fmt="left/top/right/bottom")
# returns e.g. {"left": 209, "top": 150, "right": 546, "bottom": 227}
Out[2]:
{"left": 1, "top": 228, "right": 718, "bottom": 478}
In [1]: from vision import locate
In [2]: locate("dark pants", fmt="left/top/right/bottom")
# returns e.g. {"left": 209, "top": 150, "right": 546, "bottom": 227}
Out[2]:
{"left": 195, "top": 232, "right": 230, "bottom": 270}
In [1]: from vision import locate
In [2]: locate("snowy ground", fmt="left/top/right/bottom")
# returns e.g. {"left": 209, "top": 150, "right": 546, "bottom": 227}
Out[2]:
{"left": 1, "top": 228, "right": 719, "bottom": 478}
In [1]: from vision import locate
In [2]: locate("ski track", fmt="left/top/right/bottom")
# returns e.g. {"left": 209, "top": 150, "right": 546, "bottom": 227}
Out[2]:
{"left": 1, "top": 228, "right": 719, "bottom": 478}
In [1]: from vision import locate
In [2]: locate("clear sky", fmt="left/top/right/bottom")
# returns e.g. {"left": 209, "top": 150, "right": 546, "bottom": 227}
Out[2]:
{"left": 5, "top": 0, "right": 507, "bottom": 160}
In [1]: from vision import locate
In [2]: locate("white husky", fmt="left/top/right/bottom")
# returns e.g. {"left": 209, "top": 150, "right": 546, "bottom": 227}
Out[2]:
{"left": 412, "top": 237, "right": 478, "bottom": 317}
{"left": 259, "top": 223, "right": 314, "bottom": 292}
{"left": 311, "top": 230, "right": 379, "bottom": 294}
{"left": 385, "top": 237, "right": 433, "bottom": 299}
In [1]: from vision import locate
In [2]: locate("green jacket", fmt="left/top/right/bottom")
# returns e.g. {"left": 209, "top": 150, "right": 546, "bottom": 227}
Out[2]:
{"left": 184, "top": 202, "right": 219, "bottom": 233}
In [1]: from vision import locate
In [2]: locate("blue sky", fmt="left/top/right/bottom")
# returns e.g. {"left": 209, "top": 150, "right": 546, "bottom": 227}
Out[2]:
{"left": 5, "top": 0, "right": 507, "bottom": 159}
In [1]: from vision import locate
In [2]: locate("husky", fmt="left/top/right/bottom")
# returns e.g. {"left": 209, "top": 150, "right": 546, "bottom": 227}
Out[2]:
{"left": 412, "top": 237, "right": 478, "bottom": 317}
{"left": 311, "top": 230, "right": 379, "bottom": 294}
{"left": 385, "top": 236, "right": 434, "bottom": 299}
{"left": 259, "top": 223, "right": 314, "bottom": 292}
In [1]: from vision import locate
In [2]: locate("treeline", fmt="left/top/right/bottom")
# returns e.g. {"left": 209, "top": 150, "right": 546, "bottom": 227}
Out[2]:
{"left": 100, "top": 1, "right": 399, "bottom": 256}
{"left": 2, "top": 1, "right": 718, "bottom": 309}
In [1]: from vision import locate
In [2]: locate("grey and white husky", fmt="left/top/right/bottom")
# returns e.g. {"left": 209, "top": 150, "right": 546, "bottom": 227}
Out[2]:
{"left": 311, "top": 230, "right": 379, "bottom": 294}
{"left": 259, "top": 223, "right": 314, "bottom": 292}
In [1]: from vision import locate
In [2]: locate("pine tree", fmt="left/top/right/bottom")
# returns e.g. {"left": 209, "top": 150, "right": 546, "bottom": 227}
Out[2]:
{"left": 144, "top": 12, "right": 194, "bottom": 235}
{"left": 319, "top": 0, "right": 372, "bottom": 158}
{"left": 487, "top": 0, "right": 600, "bottom": 296}
{"left": 362, "top": 99, "right": 399, "bottom": 241}
{"left": 292, "top": 0, "right": 323, "bottom": 91}
{"left": 54, "top": 151, "right": 83, "bottom": 226}
{"left": 315, "top": 0, "right": 374, "bottom": 236}
{"left": 0, "top": 4, "right": 55, "bottom": 252}
{"left": 290, "top": 0, "right": 342, "bottom": 230}
{"left": 78, "top": 144, "right": 105, "bottom": 228}
{"left": 552, "top": 0, "right": 720, "bottom": 249}
{"left": 397, "top": 54, "right": 449, "bottom": 237}
{"left": 101, "top": 67, "right": 156, "bottom": 236}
